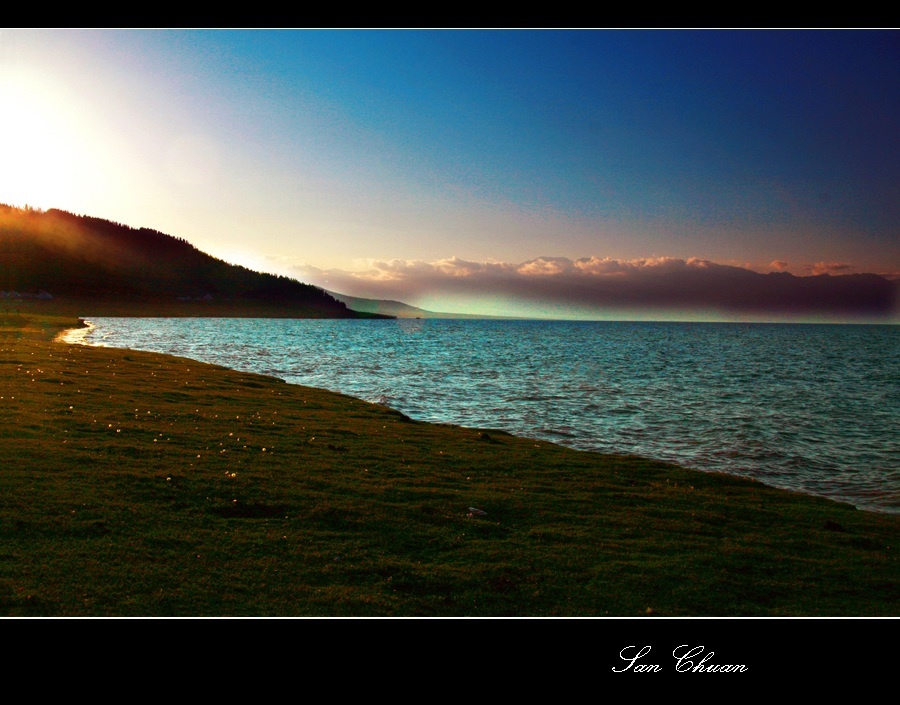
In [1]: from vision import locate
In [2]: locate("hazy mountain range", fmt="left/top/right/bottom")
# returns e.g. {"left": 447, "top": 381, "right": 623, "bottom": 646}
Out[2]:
{"left": 1, "top": 203, "right": 896, "bottom": 321}
{"left": 324, "top": 291, "right": 527, "bottom": 319}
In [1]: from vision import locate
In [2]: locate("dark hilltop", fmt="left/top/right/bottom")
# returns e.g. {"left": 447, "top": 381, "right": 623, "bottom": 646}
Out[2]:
{"left": 0, "top": 204, "right": 388, "bottom": 318}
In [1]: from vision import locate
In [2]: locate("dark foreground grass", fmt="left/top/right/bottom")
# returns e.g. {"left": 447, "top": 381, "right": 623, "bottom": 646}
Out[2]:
{"left": 1, "top": 314, "right": 897, "bottom": 616}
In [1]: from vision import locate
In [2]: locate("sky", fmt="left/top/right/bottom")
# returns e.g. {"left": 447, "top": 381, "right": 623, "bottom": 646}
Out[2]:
{"left": 1, "top": 28, "right": 897, "bottom": 320}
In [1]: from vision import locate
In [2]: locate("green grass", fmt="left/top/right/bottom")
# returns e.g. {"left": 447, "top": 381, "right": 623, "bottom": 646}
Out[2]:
{"left": 1, "top": 313, "right": 897, "bottom": 616}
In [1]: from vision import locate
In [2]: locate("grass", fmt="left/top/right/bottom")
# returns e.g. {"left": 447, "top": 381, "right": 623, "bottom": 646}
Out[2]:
{"left": 1, "top": 313, "right": 897, "bottom": 616}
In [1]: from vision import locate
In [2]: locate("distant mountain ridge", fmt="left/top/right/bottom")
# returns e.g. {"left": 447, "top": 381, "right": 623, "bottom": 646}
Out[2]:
{"left": 325, "top": 291, "right": 528, "bottom": 319}
{"left": 2, "top": 204, "right": 896, "bottom": 321}
{"left": 0, "top": 204, "right": 384, "bottom": 318}
{"left": 336, "top": 264, "right": 899, "bottom": 320}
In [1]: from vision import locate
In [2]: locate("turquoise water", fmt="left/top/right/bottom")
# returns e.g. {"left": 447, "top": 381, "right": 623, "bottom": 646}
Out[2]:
{"left": 82, "top": 318, "right": 900, "bottom": 515}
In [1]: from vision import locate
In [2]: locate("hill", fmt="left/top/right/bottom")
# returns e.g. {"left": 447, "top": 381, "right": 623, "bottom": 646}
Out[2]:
{"left": 0, "top": 204, "right": 386, "bottom": 318}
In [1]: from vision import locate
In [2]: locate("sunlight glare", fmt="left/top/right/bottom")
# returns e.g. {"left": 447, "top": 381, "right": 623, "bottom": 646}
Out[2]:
{"left": 0, "top": 70, "right": 93, "bottom": 209}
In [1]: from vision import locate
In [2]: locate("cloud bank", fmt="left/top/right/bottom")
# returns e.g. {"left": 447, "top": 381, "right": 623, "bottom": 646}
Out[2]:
{"left": 292, "top": 256, "right": 898, "bottom": 319}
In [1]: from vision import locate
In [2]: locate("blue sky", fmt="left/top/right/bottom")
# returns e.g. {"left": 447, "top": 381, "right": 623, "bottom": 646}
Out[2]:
{"left": 1, "top": 29, "right": 897, "bottom": 318}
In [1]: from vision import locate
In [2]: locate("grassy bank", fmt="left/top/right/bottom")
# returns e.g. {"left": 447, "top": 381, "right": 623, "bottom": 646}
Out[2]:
{"left": 1, "top": 314, "right": 897, "bottom": 616}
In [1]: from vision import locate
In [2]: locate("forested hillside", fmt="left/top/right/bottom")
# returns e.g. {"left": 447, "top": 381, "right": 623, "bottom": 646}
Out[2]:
{"left": 0, "top": 205, "right": 372, "bottom": 317}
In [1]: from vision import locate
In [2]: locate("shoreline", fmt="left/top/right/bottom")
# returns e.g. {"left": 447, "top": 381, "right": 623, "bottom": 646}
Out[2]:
{"left": 2, "top": 313, "right": 898, "bottom": 616}
{"left": 69, "top": 315, "right": 899, "bottom": 518}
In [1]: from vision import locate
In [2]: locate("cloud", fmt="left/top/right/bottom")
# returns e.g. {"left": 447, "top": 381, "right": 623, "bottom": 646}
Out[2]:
{"left": 810, "top": 261, "right": 855, "bottom": 275}
{"left": 293, "top": 256, "right": 897, "bottom": 317}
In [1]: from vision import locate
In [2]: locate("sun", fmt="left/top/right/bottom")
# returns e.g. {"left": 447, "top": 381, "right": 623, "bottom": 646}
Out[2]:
{"left": 0, "top": 69, "right": 90, "bottom": 210}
